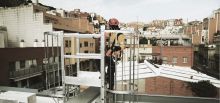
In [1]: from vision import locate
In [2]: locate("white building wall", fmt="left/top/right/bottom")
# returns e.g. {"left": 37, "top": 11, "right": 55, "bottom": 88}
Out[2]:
{"left": 0, "top": 5, "right": 56, "bottom": 47}
{"left": 124, "top": 46, "right": 152, "bottom": 62}
{"left": 0, "top": 28, "right": 8, "bottom": 48}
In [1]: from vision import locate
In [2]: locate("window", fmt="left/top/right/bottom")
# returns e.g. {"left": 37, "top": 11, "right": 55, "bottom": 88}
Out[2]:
{"left": 66, "top": 53, "right": 71, "bottom": 55}
{"left": 20, "top": 60, "right": 25, "bottom": 69}
{"left": 162, "top": 57, "right": 168, "bottom": 64}
{"left": 26, "top": 60, "right": 32, "bottom": 67}
{"left": 68, "top": 41, "right": 71, "bottom": 47}
{"left": 172, "top": 57, "right": 177, "bottom": 64}
{"left": 90, "top": 43, "right": 94, "bottom": 47}
{"left": 15, "top": 61, "right": 20, "bottom": 70}
{"left": 9, "top": 62, "right": 16, "bottom": 71}
{"left": 84, "top": 41, "right": 88, "bottom": 47}
{"left": 55, "top": 57, "right": 59, "bottom": 63}
{"left": 183, "top": 57, "right": 188, "bottom": 63}
{"left": 65, "top": 40, "right": 69, "bottom": 47}
{"left": 80, "top": 43, "right": 82, "bottom": 47}
{"left": 84, "top": 51, "right": 89, "bottom": 53}
{"left": 33, "top": 59, "right": 37, "bottom": 65}
{"left": 65, "top": 40, "right": 71, "bottom": 47}
{"left": 49, "top": 57, "right": 54, "bottom": 63}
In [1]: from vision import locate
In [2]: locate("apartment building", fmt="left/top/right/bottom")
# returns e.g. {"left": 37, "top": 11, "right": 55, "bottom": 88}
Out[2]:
{"left": 152, "top": 46, "right": 193, "bottom": 67}
{"left": 0, "top": 3, "right": 98, "bottom": 90}
{"left": 184, "top": 8, "right": 220, "bottom": 45}
{"left": 0, "top": 47, "right": 60, "bottom": 90}
{"left": 183, "top": 21, "right": 204, "bottom": 45}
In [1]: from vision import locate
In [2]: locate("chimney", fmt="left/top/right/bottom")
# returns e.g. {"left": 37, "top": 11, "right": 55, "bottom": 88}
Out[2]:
{"left": 20, "top": 40, "right": 25, "bottom": 48}
{"left": 33, "top": 39, "right": 38, "bottom": 47}
{"left": 32, "top": 0, "right": 39, "bottom": 4}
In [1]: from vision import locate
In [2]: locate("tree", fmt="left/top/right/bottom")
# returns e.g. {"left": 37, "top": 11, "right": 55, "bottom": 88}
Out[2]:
{"left": 139, "top": 37, "right": 148, "bottom": 44}
{"left": 188, "top": 80, "right": 217, "bottom": 97}
{"left": 0, "top": 0, "right": 28, "bottom": 7}
{"left": 214, "top": 30, "right": 220, "bottom": 36}
{"left": 150, "top": 37, "right": 157, "bottom": 46}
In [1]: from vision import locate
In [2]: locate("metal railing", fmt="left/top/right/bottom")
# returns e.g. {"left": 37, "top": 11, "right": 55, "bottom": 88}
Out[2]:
{"left": 9, "top": 65, "right": 43, "bottom": 79}
{"left": 43, "top": 63, "right": 61, "bottom": 72}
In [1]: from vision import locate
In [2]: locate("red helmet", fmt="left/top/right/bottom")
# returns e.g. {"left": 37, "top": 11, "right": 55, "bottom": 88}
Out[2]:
{"left": 108, "top": 18, "right": 119, "bottom": 26}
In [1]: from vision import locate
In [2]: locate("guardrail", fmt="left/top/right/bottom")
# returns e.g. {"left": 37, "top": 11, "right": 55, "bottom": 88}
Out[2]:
{"left": 9, "top": 65, "right": 43, "bottom": 79}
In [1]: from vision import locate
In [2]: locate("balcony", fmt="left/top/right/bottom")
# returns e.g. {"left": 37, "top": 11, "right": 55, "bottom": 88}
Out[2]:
{"left": 43, "top": 63, "right": 61, "bottom": 72}
{"left": 9, "top": 65, "right": 43, "bottom": 81}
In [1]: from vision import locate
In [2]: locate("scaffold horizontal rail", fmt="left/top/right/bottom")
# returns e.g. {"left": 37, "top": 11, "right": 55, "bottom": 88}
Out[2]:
{"left": 63, "top": 33, "right": 102, "bottom": 38}
{"left": 64, "top": 71, "right": 101, "bottom": 87}
{"left": 104, "top": 30, "right": 133, "bottom": 34}
{"left": 64, "top": 53, "right": 102, "bottom": 59}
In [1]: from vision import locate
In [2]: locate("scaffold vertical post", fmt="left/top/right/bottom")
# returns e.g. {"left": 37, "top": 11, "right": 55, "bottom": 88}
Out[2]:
{"left": 100, "top": 25, "right": 105, "bottom": 103}
{"left": 60, "top": 31, "right": 66, "bottom": 102}
{"left": 76, "top": 36, "right": 80, "bottom": 74}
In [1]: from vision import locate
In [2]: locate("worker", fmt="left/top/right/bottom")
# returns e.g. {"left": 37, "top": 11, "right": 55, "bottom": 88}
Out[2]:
{"left": 105, "top": 18, "right": 125, "bottom": 90}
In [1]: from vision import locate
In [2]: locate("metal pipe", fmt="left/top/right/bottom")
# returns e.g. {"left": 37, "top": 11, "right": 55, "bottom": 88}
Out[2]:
{"left": 100, "top": 25, "right": 105, "bottom": 103}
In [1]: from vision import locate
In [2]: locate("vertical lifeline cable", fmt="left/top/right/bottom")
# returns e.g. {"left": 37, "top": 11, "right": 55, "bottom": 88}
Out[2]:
{"left": 75, "top": 34, "right": 80, "bottom": 98}
{"left": 44, "top": 33, "right": 48, "bottom": 90}
{"left": 67, "top": 39, "right": 71, "bottom": 76}
{"left": 121, "top": 47, "right": 124, "bottom": 102}
{"left": 67, "top": 38, "right": 72, "bottom": 99}
{"left": 129, "top": 33, "right": 132, "bottom": 103}
{"left": 136, "top": 28, "right": 140, "bottom": 103}
{"left": 114, "top": 33, "right": 118, "bottom": 103}
{"left": 132, "top": 32, "right": 136, "bottom": 102}
{"left": 133, "top": 32, "right": 135, "bottom": 89}
{"left": 135, "top": 20, "right": 140, "bottom": 103}
{"left": 52, "top": 34, "right": 56, "bottom": 91}
{"left": 47, "top": 34, "right": 50, "bottom": 89}
{"left": 57, "top": 33, "right": 60, "bottom": 87}
{"left": 121, "top": 49, "right": 124, "bottom": 91}
{"left": 60, "top": 31, "right": 66, "bottom": 103}
{"left": 76, "top": 36, "right": 80, "bottom": 76}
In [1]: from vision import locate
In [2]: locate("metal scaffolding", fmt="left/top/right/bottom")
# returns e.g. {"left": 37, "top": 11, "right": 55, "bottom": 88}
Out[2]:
{"left": 43, "top": 32, "right": 61, "bottom": 91}
{"left": 49, "top": 25, "right": 139, "bottom": 103}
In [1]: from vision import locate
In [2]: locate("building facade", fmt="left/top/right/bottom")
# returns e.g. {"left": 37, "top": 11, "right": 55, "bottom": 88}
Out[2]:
{"left": 152, "top": 46, "right": 193, "bottom": 67}
{"left": 0, "top": 3, "right": 99, "bottom": 90}
{"left": 0, "top": 47, "right": 60, "bottom": 90}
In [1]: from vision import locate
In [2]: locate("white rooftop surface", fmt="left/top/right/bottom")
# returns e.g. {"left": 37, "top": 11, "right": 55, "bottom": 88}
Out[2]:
{"left": 0, "top": 91, "right": 36, "bottom": 103}
{"left": 0, "top": 91, "right": 63, "bottom": 103}
{"left": 36, "top": 96, "right": 63, "bottom": 103}
{"left": 116, "top": 60, "right": 220, "bottom": 88}
{"left": 63, "top": 60, "right": 220, "bottom": 88}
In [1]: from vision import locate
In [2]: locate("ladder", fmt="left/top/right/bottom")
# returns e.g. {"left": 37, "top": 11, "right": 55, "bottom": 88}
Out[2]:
{"left": 60, "top": 25, "right": 106, "bottom": 103}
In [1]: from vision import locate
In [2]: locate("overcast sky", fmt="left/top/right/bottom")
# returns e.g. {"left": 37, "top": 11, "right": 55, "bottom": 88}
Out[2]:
{"left": 39, "top": 0, "right": 220, "bottom": 23}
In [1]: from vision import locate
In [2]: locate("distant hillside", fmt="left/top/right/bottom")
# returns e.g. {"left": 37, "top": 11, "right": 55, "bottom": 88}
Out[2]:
{"left": 126, "top": 22, "right": 145, "bottom": 29}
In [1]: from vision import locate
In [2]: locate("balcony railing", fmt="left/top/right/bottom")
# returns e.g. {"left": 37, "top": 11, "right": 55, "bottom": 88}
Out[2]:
{"left": 43, "top": 63, "right": 61, "bottom": 72}
{"left": 9, "top": 65, "right": 43, "bottom": 79}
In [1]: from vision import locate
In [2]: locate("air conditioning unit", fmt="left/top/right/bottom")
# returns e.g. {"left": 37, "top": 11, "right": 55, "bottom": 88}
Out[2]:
{"left": 0, "top": 91, "right": 36, "bottom": 103}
